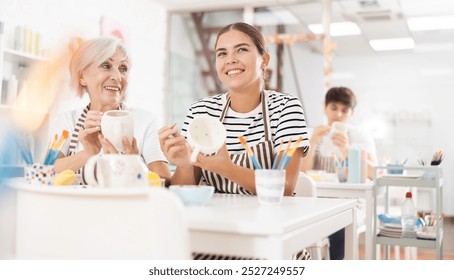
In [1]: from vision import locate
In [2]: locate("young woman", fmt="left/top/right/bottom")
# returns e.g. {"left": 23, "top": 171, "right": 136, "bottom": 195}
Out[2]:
{"left": 159, "top": 22, "right": 310, "bottom": 259}
{"left": 50, "top": 37, "right": 170, "bottom": 182}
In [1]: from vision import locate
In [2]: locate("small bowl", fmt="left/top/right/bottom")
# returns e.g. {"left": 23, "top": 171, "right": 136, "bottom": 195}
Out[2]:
{"left": 387, "top": 164, "right": 404, "bottom": 175}
{"left": 169, "top": 185, "right": 214, "bottom": 206}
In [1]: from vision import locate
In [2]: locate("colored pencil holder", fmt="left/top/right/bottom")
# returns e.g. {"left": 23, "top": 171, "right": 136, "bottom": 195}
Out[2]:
{"left": 25, "top": 163, "right": 55, "bottom": 186}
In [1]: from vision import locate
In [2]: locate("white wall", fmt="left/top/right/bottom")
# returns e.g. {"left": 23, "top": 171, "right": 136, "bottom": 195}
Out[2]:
{"left": 0, "top": 0, "right": 168, "bottom": 125}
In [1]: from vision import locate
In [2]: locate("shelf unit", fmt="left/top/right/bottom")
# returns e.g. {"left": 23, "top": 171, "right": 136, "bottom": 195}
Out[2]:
{"left": 0, "top": 19, "right": 47, "bottom": 104}
{"left": 1, "top": 47, "right": 48, "bottom": 101}
{"left": 0, "top": 21, "right": 49, "bottom": 165}
{"left": 373, "top": 166, "right": 444, "bottom": 259}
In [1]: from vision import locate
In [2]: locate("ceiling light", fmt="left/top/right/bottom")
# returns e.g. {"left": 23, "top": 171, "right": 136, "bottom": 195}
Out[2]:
{"left": 369, "top": 37, "right": 415, "bottom": 51}
{"left": 407, "top": 15, "right": 454, "bottom": 31}
{"left": 308, "top": 22, "right": 361, "bottom": 36}
{"left": 415, "top": 42, "right": 454, "bottom": 53}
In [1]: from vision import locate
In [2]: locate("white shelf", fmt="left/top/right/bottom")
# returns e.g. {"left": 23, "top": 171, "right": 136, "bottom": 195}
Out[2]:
{"left": 376, "top": 235, "right": 441, "bottom": 249}
{"left": 376, "top": 177, "right": 443, "bottom": 188}
{"left": 3, "top": 48, "right": 48, "bottom": 65}
{"left": 373, "top": 166, "right": 444, "bottom": 260}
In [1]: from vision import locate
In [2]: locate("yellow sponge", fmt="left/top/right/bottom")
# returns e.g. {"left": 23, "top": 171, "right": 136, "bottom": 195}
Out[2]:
{"left": 148, "top": 171, "right": 162, "bottom": 187}
{"left": 54, "top": 170, "right": 76, "bottom": 186}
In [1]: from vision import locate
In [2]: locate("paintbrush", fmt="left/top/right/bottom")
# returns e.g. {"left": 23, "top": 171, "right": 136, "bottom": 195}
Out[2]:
{"left": 238, "top": 136, "right": 262, "bottom": 169}
{"left": 271, "top": 139, "right": 284, "bottom": 169}
{"left": 280, "top": 137, "right": 303, "bottom": 170}
{"left": 277, "top": 138, "right": 293, "bottom": 170}
{"left": 48, "top": 130, "right": 69, "bottom": 164}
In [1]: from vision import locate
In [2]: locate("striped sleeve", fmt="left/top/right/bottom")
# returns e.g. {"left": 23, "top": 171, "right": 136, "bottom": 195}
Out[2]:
{"left": 267, "top": 91, "right": 310, "bottom": 157}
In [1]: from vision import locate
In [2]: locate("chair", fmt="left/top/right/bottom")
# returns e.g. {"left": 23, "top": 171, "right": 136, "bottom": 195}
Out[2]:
{"left": 294, "top": 172, "right": 330, "bottom": 260}
{"left": 14, "top": 186, "right": 190, "bottom": 259}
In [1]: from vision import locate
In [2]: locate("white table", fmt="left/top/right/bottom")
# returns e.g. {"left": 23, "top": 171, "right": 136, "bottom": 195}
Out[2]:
{"left": 1, "top": 182, "right": 191, "bottom": 260}
{"left": 316, "top": 181, "right": 374, "bottom": 260}
{"left": 185, "top": 194, "right": 358, "bottom": 260}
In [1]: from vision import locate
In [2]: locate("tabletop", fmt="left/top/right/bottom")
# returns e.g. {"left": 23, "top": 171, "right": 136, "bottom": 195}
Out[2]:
{"left": 185, "top": 193, "right": 358, "bottom": 259}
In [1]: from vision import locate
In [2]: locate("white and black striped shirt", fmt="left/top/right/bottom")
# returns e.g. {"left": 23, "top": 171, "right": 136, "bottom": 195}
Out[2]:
{"left": 181, "top": 90, "right": 310, "bottom": 156}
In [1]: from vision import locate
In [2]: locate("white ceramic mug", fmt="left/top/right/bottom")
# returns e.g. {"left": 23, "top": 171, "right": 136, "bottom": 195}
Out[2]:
{"left": 101, "top": 110, "right": 134, "bottom": 152}
{"left": 84, "top": 154, "right": 148, "bottom": 187}
{"left": 319, "top": 121, "right": 347, "bottom": 157}
{"left": 187, "top": 116, "right": 226, "bottom": 163}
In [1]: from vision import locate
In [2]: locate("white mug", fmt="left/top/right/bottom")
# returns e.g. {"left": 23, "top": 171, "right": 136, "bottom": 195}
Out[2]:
{"left": 101, "top": 110, "right": 134, "bottom": 152}
{"left": 319, "top": 121, "right": 347, "bottom": 157}
{"left": 84, "top": 154, "right": 148, "bottom": 187}
{"left": 187, "top": 116, "right": 226, "bottom": 163}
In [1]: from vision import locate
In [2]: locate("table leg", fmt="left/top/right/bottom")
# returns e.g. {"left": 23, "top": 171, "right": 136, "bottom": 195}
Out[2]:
{"left": 365, "top": 190, "right": 373, "bottom": 259}
{"left": 345, "top": 207, "right": 358, "bottom": 259}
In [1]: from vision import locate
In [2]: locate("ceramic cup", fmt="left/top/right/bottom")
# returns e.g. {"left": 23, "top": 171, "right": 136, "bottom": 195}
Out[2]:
{"left": 101, "top": 110, "right": 134, "bottom": 152}
{"left": 187, "top": 116, "right": 226, "bottom": 163}
{"left": 319, "top": 121, "right": 347, "bottom": 157}
{"left": 25, "top": 163, "right": 56, "bottom": 186}
{"left": 84, "top": 154, "right": 148, "bottom": 187}
{"left": 255, "top": 169, "right": 286, "bottom": 206}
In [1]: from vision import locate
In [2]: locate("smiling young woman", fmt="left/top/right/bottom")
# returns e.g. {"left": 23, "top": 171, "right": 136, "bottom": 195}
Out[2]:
{"left": 159, "top": 22, "right": 311, "bottom": 260}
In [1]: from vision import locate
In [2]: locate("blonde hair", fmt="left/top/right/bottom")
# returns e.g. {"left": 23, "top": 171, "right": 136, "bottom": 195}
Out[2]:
{"left": 69, "top": 37, "right": 130, "bottom": 98}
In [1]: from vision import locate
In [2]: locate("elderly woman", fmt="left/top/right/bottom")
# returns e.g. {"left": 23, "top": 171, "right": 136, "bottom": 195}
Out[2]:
{"left": 50, "top": 37, "right": 170, "bottom": 182}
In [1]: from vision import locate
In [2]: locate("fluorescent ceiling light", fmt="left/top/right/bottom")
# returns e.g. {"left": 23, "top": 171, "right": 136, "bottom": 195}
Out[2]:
{"left": 415, "top": 42, "right": 454, "bottom": 53}
{"left": 308, "top": 22, "right": 361, "bottom": 36}
{"left": 407, "top": 15, "right": 454, "bottom": 31}
{"left": 369, "top": 37, "right": 415, "bottom": 51}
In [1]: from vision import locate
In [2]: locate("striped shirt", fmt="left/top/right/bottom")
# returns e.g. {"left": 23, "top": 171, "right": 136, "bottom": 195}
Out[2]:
{"left": 181, "top": 90, "right": 310, "bottom": 156}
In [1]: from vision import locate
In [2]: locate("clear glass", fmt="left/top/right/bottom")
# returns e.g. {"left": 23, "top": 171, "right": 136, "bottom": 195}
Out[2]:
{"left": 255, "top": 169, "right": 286, "bottom": 206}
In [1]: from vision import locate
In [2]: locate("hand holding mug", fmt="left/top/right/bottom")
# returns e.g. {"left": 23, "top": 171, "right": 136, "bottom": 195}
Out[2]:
{"left": 99, "top": 134, "right": 139, "bottom": 155}
{"left": 191, "top": 143, "right": 232, "bottom": 173}
{"left": 101, "top": 110, "right": 134, "bottom": 153}
{"left": 186, "top": 116, "right": 226, "bottom": 163}
{"left": 331, "top": 131, "right": 349, "bottom": 157}
{"left": 78, "top": 110, "right": 103, "bottom": 155}
{"left": 319, "top": 121, "right": 347, "bottom": 157}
